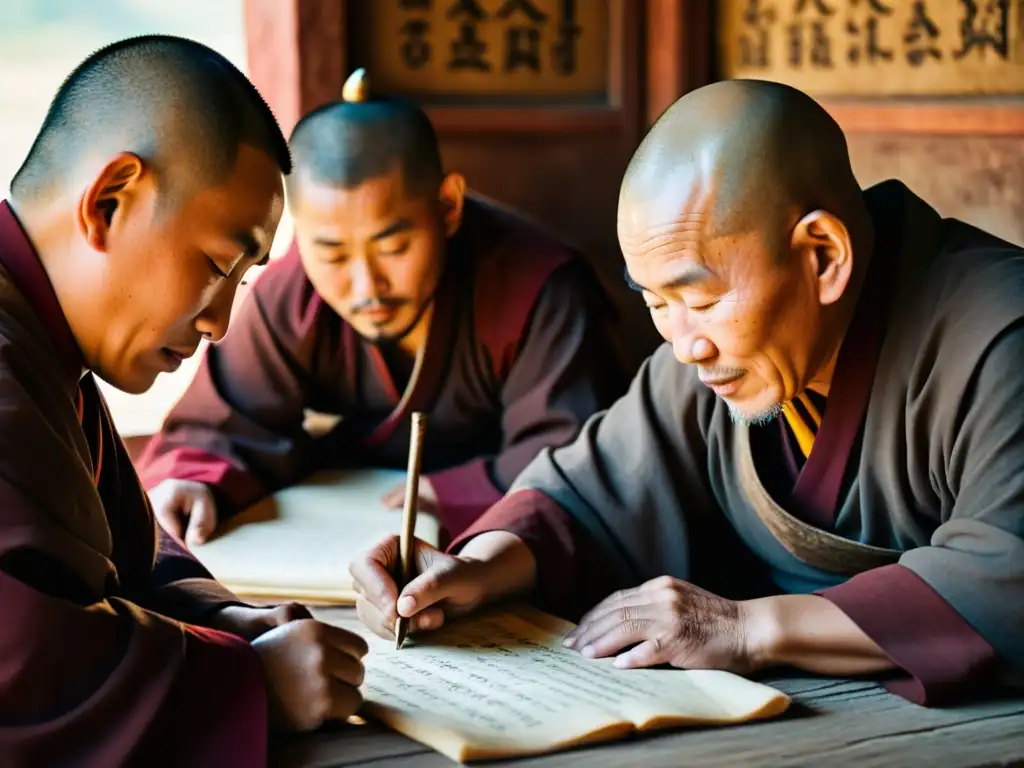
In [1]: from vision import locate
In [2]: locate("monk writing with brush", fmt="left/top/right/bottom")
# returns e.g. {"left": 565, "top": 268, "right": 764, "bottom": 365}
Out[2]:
{"left": 353, "top": 79, "right": 1024, "bottom": 705}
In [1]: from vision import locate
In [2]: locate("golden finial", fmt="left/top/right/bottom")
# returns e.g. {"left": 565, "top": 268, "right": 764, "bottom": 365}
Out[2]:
{"left": 342, "top": 68, "right": 369, "bottom": 103}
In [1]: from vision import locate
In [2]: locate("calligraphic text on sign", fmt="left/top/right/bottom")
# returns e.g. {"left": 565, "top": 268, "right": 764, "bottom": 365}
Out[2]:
{"left": 718, "top": 0, "right": 1024, "bottom": 96}
{"left": 351, "top": 0, "right": 610, "bottom": 103}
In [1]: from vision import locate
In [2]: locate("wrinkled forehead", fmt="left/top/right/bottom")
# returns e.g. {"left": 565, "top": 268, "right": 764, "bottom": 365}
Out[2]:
{"left": 617, "top": 167, "right": 712, "bottom": 259}
{"left": 617, "top": 173, "right": 780, "bottom": 289}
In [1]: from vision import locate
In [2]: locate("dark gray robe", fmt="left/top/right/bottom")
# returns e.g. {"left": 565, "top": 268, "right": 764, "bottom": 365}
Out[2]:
{"left": 452, "top": 181, "right": 1024, "bottom": 706}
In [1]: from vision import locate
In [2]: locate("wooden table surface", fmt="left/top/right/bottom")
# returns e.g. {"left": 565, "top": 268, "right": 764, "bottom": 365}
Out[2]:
{"left": 269, "top": 607, "right": 1024, "bottom": 768}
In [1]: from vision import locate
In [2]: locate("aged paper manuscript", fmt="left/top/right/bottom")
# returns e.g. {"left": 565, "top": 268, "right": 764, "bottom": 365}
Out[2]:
{"left": 360, "top": 606, "right": 791, "bottom": 763}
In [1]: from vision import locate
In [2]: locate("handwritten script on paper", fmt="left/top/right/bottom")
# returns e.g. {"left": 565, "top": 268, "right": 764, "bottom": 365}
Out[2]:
{"left": 359, "top": 607, "right": 790, "bottom": 762}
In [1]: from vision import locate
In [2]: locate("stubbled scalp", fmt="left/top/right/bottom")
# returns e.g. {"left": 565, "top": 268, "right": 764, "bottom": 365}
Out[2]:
{"left": 10, "top": 34, "right": 291, "bottom": 204}
{"left": 287, "top": 71, "right": 443, "bottom": 204}
{"left": 620, "top": 79, "right": 866, "bottom": 253}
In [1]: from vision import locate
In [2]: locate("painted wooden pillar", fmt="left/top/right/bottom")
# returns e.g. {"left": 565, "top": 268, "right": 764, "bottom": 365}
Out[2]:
{"left": 644, "top": 0, "right": 712, "bottom": 125}
{"left": 243, "top": 0, "right": 346, "bottom": 137}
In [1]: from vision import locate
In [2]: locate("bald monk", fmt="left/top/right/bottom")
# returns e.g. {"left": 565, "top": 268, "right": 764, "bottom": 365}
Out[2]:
{"left": 0, "top": 37, "right": 368, "bottom": 766}
{"left": 351, "top": 79, "right": 1024, "bottom": 707}
{"left": 136, "top": 71, "right": 623, "bottom": 546}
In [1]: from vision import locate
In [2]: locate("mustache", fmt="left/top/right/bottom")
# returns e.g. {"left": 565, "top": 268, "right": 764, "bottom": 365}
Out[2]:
{"left": 699, "top": 366, "right": 746, "bottom": 380}
{"left": 351, "top": 297, "right": 408, "bottom": 313}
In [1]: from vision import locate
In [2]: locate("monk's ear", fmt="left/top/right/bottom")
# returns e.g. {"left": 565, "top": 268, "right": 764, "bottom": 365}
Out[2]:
{"left": 77, "top": 152, "right": 146, "bottom": 252}
{"left": 790, "top": 209, "right": 853, "bottom": 307}
{"left": 438, "top": 172, "right": 466, "bottom": 238}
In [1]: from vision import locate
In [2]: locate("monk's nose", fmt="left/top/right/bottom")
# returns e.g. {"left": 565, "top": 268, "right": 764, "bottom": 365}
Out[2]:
{"left": 350, "top": 258, "right": 385, "bottom": 301}
{"left": 673, "top": 335, "right": 716, "bottom": 365}
{"left": 196, "top": 283, "right": 237, "bottom": 342}
{"left": 669, "top": 306, "right": 716, "bottom": 365}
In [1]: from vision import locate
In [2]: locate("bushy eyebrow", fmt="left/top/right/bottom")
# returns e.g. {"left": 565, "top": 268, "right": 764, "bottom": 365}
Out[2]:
{"left": 370, "top": 218, "right": 412, "bottom": 242}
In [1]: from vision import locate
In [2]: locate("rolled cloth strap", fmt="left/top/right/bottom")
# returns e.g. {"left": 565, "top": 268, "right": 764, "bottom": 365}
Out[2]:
{"left": 735, "top": 425, "right": 901, "bottom": 576}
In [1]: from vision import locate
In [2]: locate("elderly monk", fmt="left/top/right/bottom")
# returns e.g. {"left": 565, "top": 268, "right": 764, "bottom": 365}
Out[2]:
{"left": 351, "top": 79, "right": 1024, "bottom": 707}
{"left": 0, "top": 37, "right": 369, "bottom": 766}
{"left": 136, "top": 70, "right": 624, "bottom": 547}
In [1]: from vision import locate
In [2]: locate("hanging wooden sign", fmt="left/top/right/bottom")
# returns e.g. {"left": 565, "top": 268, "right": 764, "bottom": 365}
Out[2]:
{"left": 350, "top": 0, "right": 611, "bottom": 104}
{"left": 718, "top": 0, "right": 1024, "bottom": 96}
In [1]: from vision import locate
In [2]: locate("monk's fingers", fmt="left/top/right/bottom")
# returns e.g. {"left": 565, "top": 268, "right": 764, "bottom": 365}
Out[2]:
{"left": 612, "top": 638, "right": 671, "bottom": 670}
{"left": 185, "top": 492, "right": 218, "bottom": 546}
{"left": 326, "top": 677, "right": 364, "bottom": 723}
{"left": 357, "top": 596, "right": 396, "bottom": 639}
{"left": 566, "top": 608, "right": 659, "bottom": 658}
{"left": 349, "top": 536, "right": 400, "bottom": 613}
{"left": 408, "top": 605, "right": 446, "bottom": 634}
{"left": 318, "top": 622, "right": 369, "bottom": 659}
{"left": 578, "top": 618, "right": 658, "bottom": 660}
{"left": 565, "top": 589, "right": 651, "bottom": 645}
{"left": 324, "top": 644, "right": 366, "bottom": 688}
{"left": 566, "top": 577, "right": 692, "bottom": 645}
{"left": 152, "top": 498, "right": 186, "bottom": 539}
{"left": 267, "top": 601, "right": 313, "bottom": 626}
{"left": 396, "top": 552, "right": 468, "bottom": 618}
{"left": 380, "top": 484, "right": 404, "bottom": 509}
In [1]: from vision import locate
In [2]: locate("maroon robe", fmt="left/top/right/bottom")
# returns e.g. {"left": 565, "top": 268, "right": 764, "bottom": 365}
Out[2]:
{"left": 136, "top": 195, "right": 624, "bottom": 538}
{"left": 0, "top": 201, "right": 267, "bottom": 766}
{"left": 451, "top": 181, "right": 1024, "bottom": 707}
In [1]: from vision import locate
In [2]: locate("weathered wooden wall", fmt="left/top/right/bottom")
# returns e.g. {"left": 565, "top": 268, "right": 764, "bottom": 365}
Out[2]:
{"left": 848, "top": 134, "right": 1024, "bottom": 246}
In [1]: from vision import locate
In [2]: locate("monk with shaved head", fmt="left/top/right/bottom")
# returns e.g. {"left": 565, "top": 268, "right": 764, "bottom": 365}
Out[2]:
{"left": 136, "top": 70, "right": 623, "bottom": 548}
{"left": 353, "top": 79, "right": 1024, "bottom": 706}
{"left": 0, "top": 36, "right": 369, "bottom": 766}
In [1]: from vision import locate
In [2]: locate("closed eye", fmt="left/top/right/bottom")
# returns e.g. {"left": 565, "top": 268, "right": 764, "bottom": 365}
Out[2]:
{"left": 207, "top": 257, "right": 228, "bottom": 279}
{"left": 377, "top": 240, "right": 410, "bottom": 257}
{"left": 689, "top": 301, "right": 718, "bottom": 312}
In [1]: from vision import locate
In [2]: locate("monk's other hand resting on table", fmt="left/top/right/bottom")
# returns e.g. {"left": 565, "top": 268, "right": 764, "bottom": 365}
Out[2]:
{"left": 351, "top": 79, "right": 1024, "bottom": 707}
{"left": 0, "top": 37, "right": 365, "bottom": 768}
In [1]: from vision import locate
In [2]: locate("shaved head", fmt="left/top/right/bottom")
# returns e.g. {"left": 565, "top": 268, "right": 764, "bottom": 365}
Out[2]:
{"left": 621, "top": 79, "right": 865, "bottom": 255}
{"left": 10, "top": 34, "right": 291, "bottom": 205}
{"left": 8, "top": 35, "right": 289, "bottom": 395}
{"left": 284, "top": 88, "right": 463, "bottom": 348}
{"left": 619, "top": 80, "right": 873, "bottom": 424}
{"left": 287, "top": 98, "right": 442, "bottom": 202}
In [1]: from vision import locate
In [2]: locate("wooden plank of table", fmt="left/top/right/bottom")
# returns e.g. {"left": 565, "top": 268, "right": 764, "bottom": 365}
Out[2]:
{"left": 273, "top": 608, "right": 1024, "bottom": 767}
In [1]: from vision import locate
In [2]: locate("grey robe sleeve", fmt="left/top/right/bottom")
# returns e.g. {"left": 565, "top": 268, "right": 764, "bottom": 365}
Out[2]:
{"left": 453, "top": 344, "right": 762, "bottom": 618}
{"left": 820, "top": 324, "right": 1024, "bottom": 704}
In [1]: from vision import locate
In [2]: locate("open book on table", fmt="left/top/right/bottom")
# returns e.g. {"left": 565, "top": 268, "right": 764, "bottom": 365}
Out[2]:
{"left": 359, "top": 604, "right": 791, "bottom": 763}
{"left": 189, "top": 469, "right": 440, "bottom": 602}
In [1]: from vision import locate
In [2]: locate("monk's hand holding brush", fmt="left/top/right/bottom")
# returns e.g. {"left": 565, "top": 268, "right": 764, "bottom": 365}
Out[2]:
{"left": 352, "top": 414, "right": 538, "bottom": 642}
